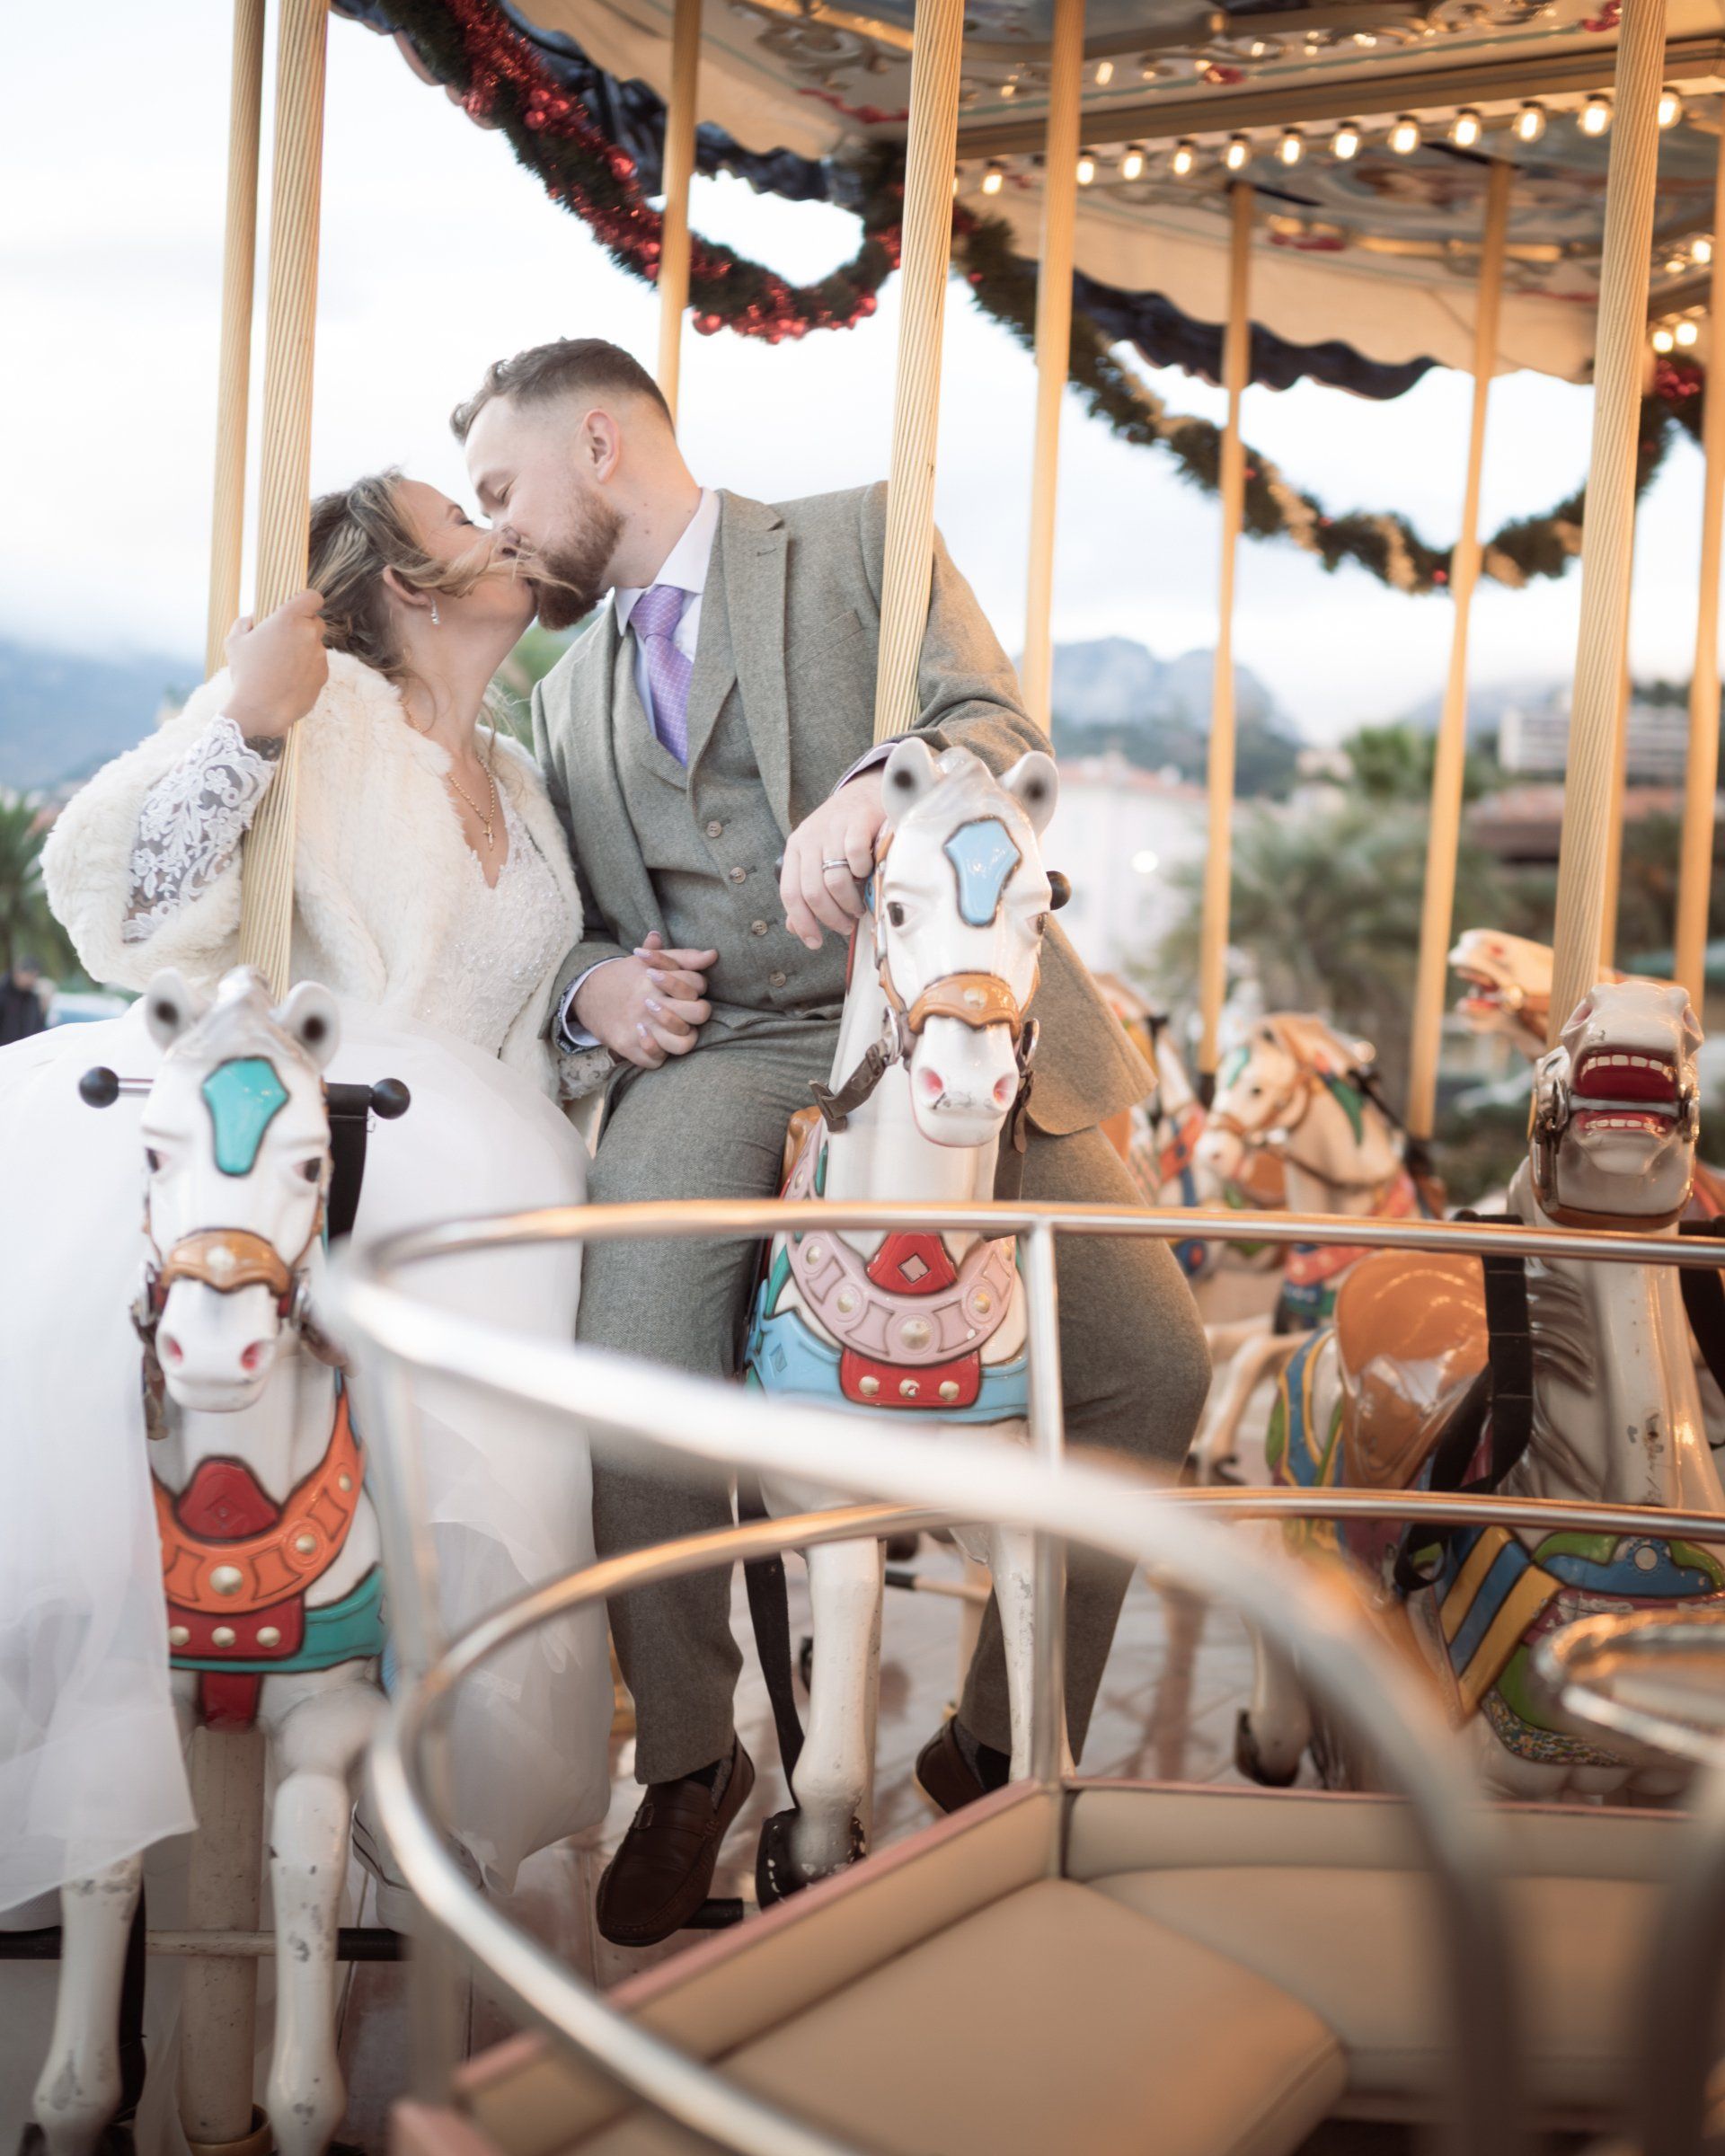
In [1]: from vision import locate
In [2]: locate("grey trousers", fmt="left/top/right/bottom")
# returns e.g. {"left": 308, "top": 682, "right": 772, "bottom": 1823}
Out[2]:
{"left": 579, "top": 1018, "right": 1212, "bottom": 1782}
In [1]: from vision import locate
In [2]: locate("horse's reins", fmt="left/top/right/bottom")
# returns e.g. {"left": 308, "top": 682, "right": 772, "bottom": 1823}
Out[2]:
{"left": 1209, "top": 1063, "right": 1398, "bottom": 1198}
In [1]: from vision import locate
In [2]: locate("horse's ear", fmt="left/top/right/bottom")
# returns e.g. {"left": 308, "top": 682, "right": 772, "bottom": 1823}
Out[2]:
{"left": 143, "top": 969, "right": 206, "bottom": 1052}
{"left": 274, "top": 983, "right": 341, "bottom": 1072}
{"left": 883, "top": 737, "right": 941, "bottom": 820}
{"left": 1002, "top": 750, "right": 1057, "bottom": 836}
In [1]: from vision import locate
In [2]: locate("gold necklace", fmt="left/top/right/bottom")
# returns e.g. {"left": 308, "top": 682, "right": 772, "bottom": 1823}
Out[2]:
{"left": 446, "top": 739, "right": 500, "bottom": 851}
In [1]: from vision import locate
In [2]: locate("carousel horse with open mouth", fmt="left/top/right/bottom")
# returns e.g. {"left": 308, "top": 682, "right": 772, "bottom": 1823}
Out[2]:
{"left": 745, "top": 738, "right": 1061, "bottom": 1901}
{"left": 1237, "top": 977, "right": 1725, "bottom": 1801}
{"left": 26, "top": 968, "right": 397, "bottom": 2156}
{"left": 1189, "top": 1014, "right": 1438, "bottom": 1480}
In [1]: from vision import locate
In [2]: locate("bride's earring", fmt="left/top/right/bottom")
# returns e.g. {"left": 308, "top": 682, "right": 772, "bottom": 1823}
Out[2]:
{"left": 429, "top": 598, "right": 441, "bottom": 626}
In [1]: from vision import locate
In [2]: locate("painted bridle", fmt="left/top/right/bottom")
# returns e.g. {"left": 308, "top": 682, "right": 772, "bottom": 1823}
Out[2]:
{"left": 1207, "top": 1023, "right": 1395, "bottom": 1196}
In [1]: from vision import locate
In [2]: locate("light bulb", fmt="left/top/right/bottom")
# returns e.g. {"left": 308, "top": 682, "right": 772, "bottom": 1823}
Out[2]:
{"left": 1659, "top": 86, "right": 1683, "bottom": 128}
{"left": 1076, "top": 151, "right": 1097, "bottom": 186}
{"left": 1170, "top": 139, "right": 1197, "bottom": 178}
{"left": 1331, "top": 121, "right": 1361, "bottom": 160}
{"left": 1580, "top": 94, "right": 1611, "bottom": 137}
{"left": 1119, "top": 145, "right": 1146, "bottom": 181}
{"left": 1094, "top": 58, "right": 1114, "bottom": 86}
{"left": 1696, "top": 235, "right": 1714, "bottom": 266}
{"left": 1278, "top": 128, "right": 1304, "bottom": 165}
{"left": 1388, "top": 114, "right": 1420, "bottom": 155}
{"left": 1514, "top": 101, "right": 1547, "bottom": 143}
{"left": 1000, "top": 78, "right": 1017, "bottom": 99}
{"left": 1652, "top": 324, "right": 1676, "bottom": 353}
{"left": 1450, "top": 109, "right": 1482, "bottom": 148}
{"left": 1224, "top": 133, "right": 1251, "bottom": 172}
{"left": 981, "top": 162, "right": 1004, "bottom": 196}
{"left": 1676, "top": 317, "right": 1701, "bottom": 347}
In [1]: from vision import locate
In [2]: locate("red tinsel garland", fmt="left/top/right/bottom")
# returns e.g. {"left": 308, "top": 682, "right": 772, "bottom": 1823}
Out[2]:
{"left": 430, "top": 0, "right": 892, "bottom": 340}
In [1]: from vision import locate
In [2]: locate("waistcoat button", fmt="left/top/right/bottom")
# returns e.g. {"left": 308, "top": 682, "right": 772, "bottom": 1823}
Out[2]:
{"left": 750, "top": 919, "right": 769, "bottom": 936}
{"left": 769, "top": 970, "right": 787, "bottom": 988}
{"left": 706, "top": 819, "right": 724, "bottom": 838}
{"left": 729, "top": 866, "right": 747, "bottom": 883}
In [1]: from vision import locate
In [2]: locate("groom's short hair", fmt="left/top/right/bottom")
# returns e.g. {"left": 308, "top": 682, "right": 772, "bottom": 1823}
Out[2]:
{"left": 450, "top": 338, "right": 671, "bottom": 441}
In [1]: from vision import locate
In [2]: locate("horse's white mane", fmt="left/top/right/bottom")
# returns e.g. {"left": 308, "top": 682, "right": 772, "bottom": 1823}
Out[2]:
{"left": 1262, "top": 1012, "right": 1374, "bottom": 1081}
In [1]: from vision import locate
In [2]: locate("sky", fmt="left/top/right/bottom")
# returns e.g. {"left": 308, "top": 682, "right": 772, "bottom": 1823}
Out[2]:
{"left": 2, "top": 4, "right": 1716, "bottom": 740}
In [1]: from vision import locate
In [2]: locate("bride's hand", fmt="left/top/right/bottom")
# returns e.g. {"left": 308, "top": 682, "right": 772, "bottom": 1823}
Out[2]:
{"left": 575, "top": 932, "right": 717, "bottom": 1069}
{"left": 223, "top": 590, "right": 330, "bottom": 739}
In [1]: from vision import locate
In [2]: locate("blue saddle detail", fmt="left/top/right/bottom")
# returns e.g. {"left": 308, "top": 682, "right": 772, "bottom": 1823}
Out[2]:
{"left": 201, "top": 1056, "right": 289, "bottom": 1176}
{"left": 748, "top": 1300, "right": 1028, "bottom": 1422}
{"left": 943, "top": 818, "right": 1022, "bottom": 928}
{"left": 1539, "top": 1540, "right": 1721, "bottom": 1597}
{"left": 171, "top": 1568, "right": 386, "bottom": 1675}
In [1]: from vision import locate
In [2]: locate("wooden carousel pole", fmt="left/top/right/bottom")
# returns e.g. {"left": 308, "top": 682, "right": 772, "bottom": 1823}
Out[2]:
{"left": 1675, "top": 129, "right": 1725, "bottom": 1009}
{"left": 1599, "top": 626, "right": 1635, "bottom": 970}
{"left": 205, "top": 0, "right": 266, "bottom": 676}
{"left": 236, "top": 0, "right": 330, "bottom": 997}
{"left": 871, "top": 0, "right": 966, "bottom": 742}
{"left": 1547, "top": 0, "right": 1666, "bottom": 1038}
{"left": 656, "top": 0, "right": 702, "bottom": 422}
{"left": 1405, "top": 158, "right": 1512, "bottom": 1142}
{"left": 1196, "top": 181, "right": 1253, "bottom": 1087}
{"left": 1019, "top": 0, "right": 1085, "bottom": 729}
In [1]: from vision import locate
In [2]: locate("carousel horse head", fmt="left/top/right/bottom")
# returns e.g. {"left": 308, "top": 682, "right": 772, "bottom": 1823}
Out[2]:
{"left": 1531, "top": 977, "right": 1702, "bottom": 1231}
{"left": 135, "top": 967, "right": 339, "bottom": 1410}
{"left": 1195, "top": 1013, "right": 1381, "bottom": 1186}
{"left": 874, "top": 738, "right": 1057, "bottom": 1148}
{"left": 1448, "top": 929, "right": 1555, "bottom": 1058}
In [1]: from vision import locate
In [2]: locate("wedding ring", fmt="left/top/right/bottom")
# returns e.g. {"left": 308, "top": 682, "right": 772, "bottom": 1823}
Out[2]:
{"left": 821, "top": 857, "right": 854, "bottom": 874}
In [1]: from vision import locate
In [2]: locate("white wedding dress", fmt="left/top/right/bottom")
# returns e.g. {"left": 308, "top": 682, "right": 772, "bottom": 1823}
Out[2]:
{"left": 0, "top": 712, "right": 614, "bottom": 1927}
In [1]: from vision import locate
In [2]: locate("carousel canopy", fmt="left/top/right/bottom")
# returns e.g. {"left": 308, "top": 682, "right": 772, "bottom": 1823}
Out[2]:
{"left": 491, "top": 0, "right": 1725, "bottom": 382}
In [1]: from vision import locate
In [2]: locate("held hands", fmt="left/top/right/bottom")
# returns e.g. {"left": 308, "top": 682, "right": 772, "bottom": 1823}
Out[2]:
{"left": 779, "top": 770, "right": 886, "bottom": 950}
{"left": 574, "top": 932, "right": 717, "bottom": 1070}
{"left": 223, "top": 590, "right": 330, "bottom": 739}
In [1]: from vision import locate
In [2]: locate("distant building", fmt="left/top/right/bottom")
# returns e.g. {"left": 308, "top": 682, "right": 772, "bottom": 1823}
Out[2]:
{"left": 1499, "top": 687, "right": 1693, "bottom": 783}
{"left": 1468, "top": 782, "right": 1725, "bottom": 864}
{"left": 1047, "top": 751, "right": 1209, "bottom": 976}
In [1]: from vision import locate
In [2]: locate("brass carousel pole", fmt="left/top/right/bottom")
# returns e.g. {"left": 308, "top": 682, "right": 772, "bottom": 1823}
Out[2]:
{"left": 1548, "top": 0, "right": 1667, "bottom": 1036}
{"left": 1675, "top": 129, "right": 1725, "bottom": 1010}
{"left": 1197, "top": 181, "right": 1253, "bottom": 1090}
{"left": 236, "top": 0, "right": 330, "bottom": 997}
{"left": 205, "top": 0, "right": 265, "bottom": 676}
{"left": 656, "top": 0, "right": 702, "bottom": 421}
{"left": 871, "top": 0, "right": 966, "bottom": 742}
{"left": 1405, "top": 158, "right": 1512, "bottom": 1141}
{"left": 1019, "top": 0, "right": 1085, "bottom": 729}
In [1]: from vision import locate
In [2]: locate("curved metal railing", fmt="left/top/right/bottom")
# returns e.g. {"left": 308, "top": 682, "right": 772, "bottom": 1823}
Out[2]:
{"left": 334, "top": 1195, "right": 1725, "bottom": 2156}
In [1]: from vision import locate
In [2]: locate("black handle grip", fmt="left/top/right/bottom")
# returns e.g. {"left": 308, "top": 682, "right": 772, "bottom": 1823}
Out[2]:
{"left": 79, "top": 1066, "right": 120, "bottom": 1108}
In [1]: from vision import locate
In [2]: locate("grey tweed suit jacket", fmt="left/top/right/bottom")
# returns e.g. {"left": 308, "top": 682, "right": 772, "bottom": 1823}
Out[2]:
{"left": 531, "top": 483, "right": 1152, "bottom": 1137}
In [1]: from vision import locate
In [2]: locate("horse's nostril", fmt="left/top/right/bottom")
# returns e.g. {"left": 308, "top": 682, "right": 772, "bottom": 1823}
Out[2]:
{"left": 993, "top": 1074, "right": 1016, "bottom": 1106}
{"left": 240, "top": 1341, "right": 268, "bottom": 1374}
{"left": 161, "top": 1334, "right": 184, "bottom": 1365}
{"left": 920, "top": 1067, "right": 944, "bottom": 1100}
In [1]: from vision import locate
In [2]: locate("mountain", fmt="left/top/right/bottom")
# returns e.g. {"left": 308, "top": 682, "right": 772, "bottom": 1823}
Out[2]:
{"left": 0, "top": 639, "right": 199, "bottom": 794}
{"left": 1048, "top": 636, "right": 1276, "bottom": 732}
{"left": 1393, "top": 677, "right": 1557, "bottom": 738}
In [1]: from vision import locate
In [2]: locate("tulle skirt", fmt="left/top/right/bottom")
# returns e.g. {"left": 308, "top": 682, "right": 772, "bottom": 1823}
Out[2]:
{"left": 0, "top": 997, "right": 611, "bottom": 1919}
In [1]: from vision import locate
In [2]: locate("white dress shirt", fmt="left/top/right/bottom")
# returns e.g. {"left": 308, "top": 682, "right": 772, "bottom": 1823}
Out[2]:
{"left": 559, "top": 487, "right": 720, "bottom": 1048}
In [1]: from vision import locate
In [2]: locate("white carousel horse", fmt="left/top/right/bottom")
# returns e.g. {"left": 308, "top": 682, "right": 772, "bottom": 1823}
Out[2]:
{"left": 1190, "top": 1014, "right": 1436, "bottom": 1480}
{"left": 745, "top": 738, "right": 1059, "bottom": 1897}
{"left": 30, "top": 970, "right": 384, "bottom": 2156}
{"left": 1239, "top": 977, "right": 1725, "bottom": 1802}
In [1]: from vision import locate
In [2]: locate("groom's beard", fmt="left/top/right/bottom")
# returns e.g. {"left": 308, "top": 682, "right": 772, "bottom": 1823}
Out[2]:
{"left": 526, "top": 499, "right": 625, "bottom": 630}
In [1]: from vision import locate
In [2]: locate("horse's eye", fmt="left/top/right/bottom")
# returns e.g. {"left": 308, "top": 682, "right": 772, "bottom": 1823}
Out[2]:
{"left": 1033, "top": 913, "right": 1049, "bottom": 936}
{"left": 298, "top": 1159, "right": 322, "bottom": 1184}
{"left": 887, "top": 901, "right": 907, "bottom": 930}
{"left": 145, "top": 1149, "right": 164, "bottom": 1173}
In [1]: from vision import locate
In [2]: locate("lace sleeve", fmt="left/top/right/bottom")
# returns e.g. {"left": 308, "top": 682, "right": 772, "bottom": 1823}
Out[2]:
{"left": 122, "top": 713, "right": 284, "bottom": 943}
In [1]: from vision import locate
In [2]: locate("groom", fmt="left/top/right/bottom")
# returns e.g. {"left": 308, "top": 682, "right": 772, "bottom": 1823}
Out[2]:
{"left": 456, "top": 338, "right": 1210, "bottom": 1946}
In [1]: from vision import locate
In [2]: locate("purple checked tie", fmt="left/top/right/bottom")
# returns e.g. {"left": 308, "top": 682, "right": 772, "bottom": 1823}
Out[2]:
{"left": 632, "top": 582, "right": 694, "bottom": 764}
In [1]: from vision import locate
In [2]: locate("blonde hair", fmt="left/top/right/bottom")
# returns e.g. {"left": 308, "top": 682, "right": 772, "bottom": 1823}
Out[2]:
{"left": 307, "top": 470, "right": 493, "bottom": 691}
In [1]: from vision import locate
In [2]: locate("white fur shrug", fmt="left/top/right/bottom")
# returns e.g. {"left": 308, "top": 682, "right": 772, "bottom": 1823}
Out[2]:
{"left": 44, "top": 650, "right": 593, "bottom": 1099}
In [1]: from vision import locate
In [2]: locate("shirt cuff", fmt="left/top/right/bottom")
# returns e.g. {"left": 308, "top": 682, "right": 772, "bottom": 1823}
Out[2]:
{"left": 832, "top": 744, "right": 892, "bottom": 795}
{"left": 556, "top": 959, "right": 625, "bottom": 1051}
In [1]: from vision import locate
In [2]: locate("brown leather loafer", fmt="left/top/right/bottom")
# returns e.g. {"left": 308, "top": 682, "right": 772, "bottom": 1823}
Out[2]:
{"left": 912, "top": 1719, "right": 986, "bottom": 1816}
{"left": 597, "top": 1740, "right": 756, "bottom": 1948}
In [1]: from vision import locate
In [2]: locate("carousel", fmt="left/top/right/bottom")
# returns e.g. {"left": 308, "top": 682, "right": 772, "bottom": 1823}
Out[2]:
{"left": 10, "top": 0, "right": 1725, "bottom": 2149}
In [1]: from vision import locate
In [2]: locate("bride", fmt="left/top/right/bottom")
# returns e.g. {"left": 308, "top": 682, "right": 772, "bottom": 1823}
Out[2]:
{"left": 2, "top": 472, "right": 613, "bottom": 1925}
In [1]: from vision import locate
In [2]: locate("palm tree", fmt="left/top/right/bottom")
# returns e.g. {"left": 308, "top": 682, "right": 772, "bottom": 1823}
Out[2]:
{"left": 1155, "top": 797, "right": 1512, "bottom": 1099}
{"left": 0, "top": 795, "right": 75, "bottom": 977}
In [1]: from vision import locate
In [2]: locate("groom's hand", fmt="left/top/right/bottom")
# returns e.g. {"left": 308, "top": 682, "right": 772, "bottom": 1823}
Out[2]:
{"left": 781, "top": 770, "right": 885, "bottom": 950}
{"left": 223, "top": 590, "right": 330, "bottom": 738}
{"left": 574, "top": 932, "right": 717, "bottom": 1069}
